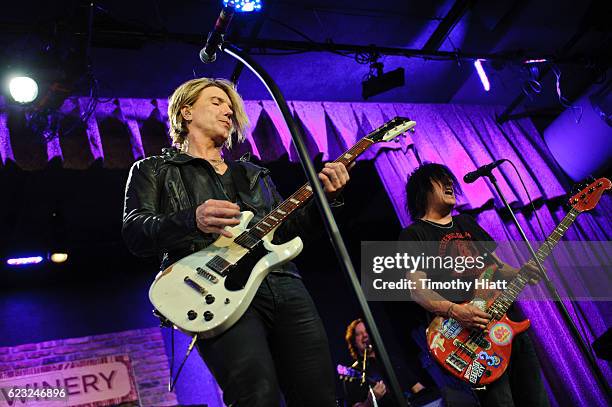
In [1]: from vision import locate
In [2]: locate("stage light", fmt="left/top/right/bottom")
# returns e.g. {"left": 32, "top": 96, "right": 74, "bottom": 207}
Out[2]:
{"left": 523, "top": 58, "right": 548, "bottom": 64}
{"left": 6, "top": 256, "right": 44, "bottom": 266}
{"left": 362, "top": 67, "right": 405, "bottom": 100}
{"left": 223, "top": 0, "right": 262, "bottom": 12}
{"left": 8, "top": 76, "right": 39, "bottom": 103}
{"left": 474, "top": 59, "right": 490, "bottom": 92}
{"left": 50, "top": 252, "right": 69, "bottom": 264}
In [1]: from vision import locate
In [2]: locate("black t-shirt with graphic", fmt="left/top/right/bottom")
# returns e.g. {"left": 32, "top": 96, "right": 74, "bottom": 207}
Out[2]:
{"left": 398, "top": 214, "right": 498, "bottom": 303}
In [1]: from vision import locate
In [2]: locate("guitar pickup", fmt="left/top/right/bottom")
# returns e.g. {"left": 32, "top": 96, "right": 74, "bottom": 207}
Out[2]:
{"left": 453, "top": 340, "right": 477, "bottom": 359}
{"left": 184, "top": 276, "right": 207, "bottom": 295}
{"left": 472, "top": 336, "right": 491, "bottom": 350}
{"left": 446, "top": 353, "right": 468, "bottom": 372}
{"left": 234, "top": 231, "right": 261, "bottom": 250}
{"left": 206, "top": 256, "right": 231, "bottom": 277}
{"left": 196, "top": 267, "right": 219, "bottom": 283}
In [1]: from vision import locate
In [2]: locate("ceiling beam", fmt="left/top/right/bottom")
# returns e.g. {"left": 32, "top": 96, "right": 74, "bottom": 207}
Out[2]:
{"left": 422, "top": 0, "right": 474, "bottom": 51}
{"left": 0, "top": 24, "right": 604, "bottom": 65}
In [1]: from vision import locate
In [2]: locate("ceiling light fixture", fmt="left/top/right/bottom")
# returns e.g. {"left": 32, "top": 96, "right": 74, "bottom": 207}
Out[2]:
{"left": 474, "top": 59, "right": 490, "bottom": 92}
{"left": 223, "top": 0, "right": 262, "bottom": 12}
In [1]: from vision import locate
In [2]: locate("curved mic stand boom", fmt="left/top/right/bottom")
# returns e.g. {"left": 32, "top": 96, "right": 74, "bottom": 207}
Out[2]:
{"left": 219, "top": 41, "right": 408, "bottom": 407}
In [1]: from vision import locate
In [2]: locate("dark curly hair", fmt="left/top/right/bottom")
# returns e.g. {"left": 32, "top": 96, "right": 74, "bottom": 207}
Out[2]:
{"left": 405, "top": 162, "right": 462, "bottom": 220}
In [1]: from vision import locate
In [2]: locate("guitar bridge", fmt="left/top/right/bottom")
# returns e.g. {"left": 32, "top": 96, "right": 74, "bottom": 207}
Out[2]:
{"left": 446, "top": 353, "right": 468, "bottom": 372}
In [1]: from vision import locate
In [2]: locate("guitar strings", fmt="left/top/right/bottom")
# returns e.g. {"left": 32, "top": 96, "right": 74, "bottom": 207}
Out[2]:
{"left": 455, "top": 207, "right": 580, "bottom": 360}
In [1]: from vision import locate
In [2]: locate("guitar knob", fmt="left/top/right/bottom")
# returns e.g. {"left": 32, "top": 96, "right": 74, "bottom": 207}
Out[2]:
{"left": 205, "top": 294, "right": 215, "bottom": 304}
{"left": 187, "top": 310, "right": 197, "bottom": 320}
{"left": 588, "top": 188, "right": 594, "bottom": 193}
{"left": 225, "top": 298, "right": 230, "bottom": 304}
{"left": 204, "top": 311, "right": 214, "bottom": 321}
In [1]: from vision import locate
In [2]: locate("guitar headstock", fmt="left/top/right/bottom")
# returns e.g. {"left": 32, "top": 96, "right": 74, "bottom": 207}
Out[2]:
{"left": 365, "top": 116, "right": 416, "bottom": 143}
{"left": 336, "top": 364, "right": 363, "bottom": 383}
{"left": 568, "top": 177, "right": 611, "bottom": 212}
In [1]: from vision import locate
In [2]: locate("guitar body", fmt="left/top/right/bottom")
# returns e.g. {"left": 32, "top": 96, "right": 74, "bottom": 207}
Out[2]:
{"left": 426, "top": 297, "right": 530, "bottom": 386}
{"left": 149, "top": 210, "right": 303, "bottom": 338}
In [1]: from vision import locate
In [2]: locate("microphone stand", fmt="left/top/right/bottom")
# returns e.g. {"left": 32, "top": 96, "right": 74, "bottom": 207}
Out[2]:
{"left": 484, "top": 170, "right": 610, "bottom": 400}
{"left": 219, "top": 41, "right": 408, "bottom": 407}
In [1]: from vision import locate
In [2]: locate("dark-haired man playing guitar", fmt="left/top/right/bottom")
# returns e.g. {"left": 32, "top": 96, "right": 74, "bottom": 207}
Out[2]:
{"left": 399, "top": 163, "right": 549, "bottom": 407}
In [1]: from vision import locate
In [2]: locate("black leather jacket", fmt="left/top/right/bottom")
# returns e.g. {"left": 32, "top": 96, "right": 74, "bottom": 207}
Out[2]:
{"left": 122, "top": 148, "right": 331, "bottom": 272}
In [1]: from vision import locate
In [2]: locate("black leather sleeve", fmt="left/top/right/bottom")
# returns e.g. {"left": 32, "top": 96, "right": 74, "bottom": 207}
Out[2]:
{"left": 263, "top": 173, "right": 344, "bottom": 247}
{"left": 122, "top": 159, "right": 200, "bottom": 257}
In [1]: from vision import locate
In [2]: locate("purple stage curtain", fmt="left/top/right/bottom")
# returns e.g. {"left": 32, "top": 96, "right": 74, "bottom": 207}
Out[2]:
{"left": 1, "top": 97, "right": 609, "bottom": 405}
{"left": 0, "top": 97, "right": 408, "bottom": 169}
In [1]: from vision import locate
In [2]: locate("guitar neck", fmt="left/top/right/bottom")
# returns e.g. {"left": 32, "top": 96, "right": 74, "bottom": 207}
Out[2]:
{"left": 248, "top": 138, "right": 374, "bottom": 239}
{"left": 488, "top": 208, "right": 580, "bottom": 318}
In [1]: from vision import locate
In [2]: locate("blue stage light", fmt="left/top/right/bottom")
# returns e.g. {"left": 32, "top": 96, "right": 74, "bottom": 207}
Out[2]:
{"left": 223, "top": 0, "right": 262, "bottom": 12}
{"left": 6, "top": 256, "right": 44, "bottom": 266}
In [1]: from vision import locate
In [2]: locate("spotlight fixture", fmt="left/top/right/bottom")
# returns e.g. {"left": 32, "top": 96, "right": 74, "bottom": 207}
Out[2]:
{"left": 8, "top": 76, "right": 39, "bottom": 103}
{"left": 223, "top": 0, "right": 262, "bottom": 12}
{"left": 362, "top": 63, "right": 405, "bottom": 100}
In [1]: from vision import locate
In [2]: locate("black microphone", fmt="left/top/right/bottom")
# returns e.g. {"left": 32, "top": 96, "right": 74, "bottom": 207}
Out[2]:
{"left": 199, "top": 7, "right": 235, "bottom": 63}
{"left": 463, "top": 159, "right": 507, "bottom": 184}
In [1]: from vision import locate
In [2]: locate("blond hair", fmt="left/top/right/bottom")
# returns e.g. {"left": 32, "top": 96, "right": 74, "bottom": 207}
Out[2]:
{"left": 168, "top": 78, "right": 249, "bottom": 150}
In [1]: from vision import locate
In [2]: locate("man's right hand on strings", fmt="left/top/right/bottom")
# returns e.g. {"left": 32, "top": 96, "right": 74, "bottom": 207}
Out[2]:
{"left": 196, "top": 199, "right": 241, "bottom": 238}
{"left": 448, "top": 303, "right": 492, "bottom": 330}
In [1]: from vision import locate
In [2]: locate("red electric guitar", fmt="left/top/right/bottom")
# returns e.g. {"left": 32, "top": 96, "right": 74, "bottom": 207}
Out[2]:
{"left": 426, "top": 178, "right": 611, "bottom": 386}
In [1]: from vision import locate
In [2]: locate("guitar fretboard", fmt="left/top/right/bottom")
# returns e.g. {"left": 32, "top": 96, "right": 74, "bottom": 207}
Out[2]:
{"left": 247, "top": 137, "right": 375, "bottom": 239}
{"left": 487, "top": 208, "right": 579, "bottom": 319}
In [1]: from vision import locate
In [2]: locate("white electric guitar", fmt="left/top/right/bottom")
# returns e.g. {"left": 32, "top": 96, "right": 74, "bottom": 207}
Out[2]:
{"left": 149, "top": 117, "right": 416, "bottom": 338}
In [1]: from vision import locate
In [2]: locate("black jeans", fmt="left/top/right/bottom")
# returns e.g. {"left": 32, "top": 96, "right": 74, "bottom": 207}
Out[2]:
{"left": 196, "top": 273, "right": 336, "bottom": 407}
{"left": 476, "top": 332, "right": 550, "bottom": 407}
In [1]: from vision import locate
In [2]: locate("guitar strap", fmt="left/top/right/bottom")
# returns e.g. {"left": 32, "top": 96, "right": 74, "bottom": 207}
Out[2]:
{"left": 226, "top": 160, "right": 255, "bottom": 212}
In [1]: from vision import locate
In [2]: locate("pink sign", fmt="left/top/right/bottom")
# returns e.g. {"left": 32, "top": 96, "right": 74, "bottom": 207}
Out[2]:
{"left": 0, "top": 355, "right": 138, "bottom": 406}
